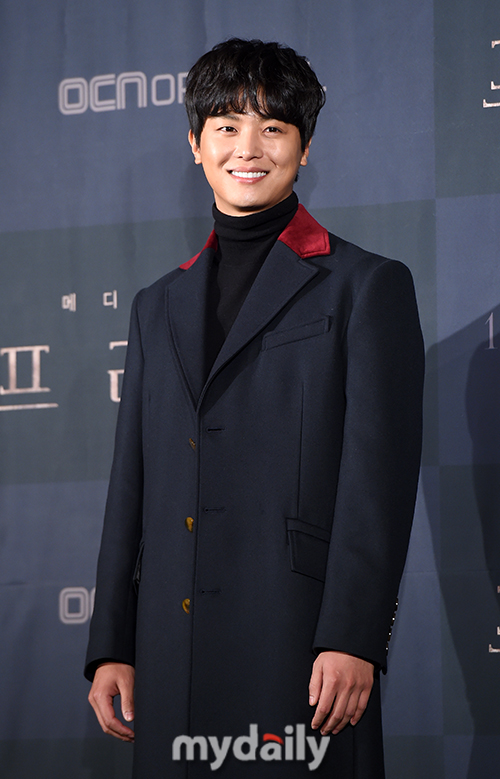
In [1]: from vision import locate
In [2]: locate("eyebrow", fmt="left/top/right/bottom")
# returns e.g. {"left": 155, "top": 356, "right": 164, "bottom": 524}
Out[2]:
{"left": 215, "top": 112, "right": 282, "bottom": 123}
{"left": 218, "top": 113, "right": 242, "bottom": 120}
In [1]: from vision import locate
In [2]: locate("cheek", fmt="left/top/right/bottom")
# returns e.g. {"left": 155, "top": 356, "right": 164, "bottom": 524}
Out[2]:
{"left": 276, "top": 147, "right": 303, "bottom": 170}
{"left": 201, "top": 163, "right": 227, "bottom": 193}
{"left": 201, "top": 165, "right": 217, "bottom": 186}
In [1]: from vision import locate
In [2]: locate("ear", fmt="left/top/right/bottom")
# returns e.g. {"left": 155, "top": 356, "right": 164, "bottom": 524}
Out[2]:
{"left": 299, "top": 139, "right": 311, "bottom": 167}
{"left": 188, "top": 130, "right": 202, "bottom": 165}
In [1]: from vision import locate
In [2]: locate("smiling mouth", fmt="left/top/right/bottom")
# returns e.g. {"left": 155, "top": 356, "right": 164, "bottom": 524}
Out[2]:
{"left": 229, "top": 170, "right": 268, "bottom": 179}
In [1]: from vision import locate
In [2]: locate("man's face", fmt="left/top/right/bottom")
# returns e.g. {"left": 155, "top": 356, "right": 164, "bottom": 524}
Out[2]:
{"left": 188, "top": 109, "right": 310, "bottom": 216}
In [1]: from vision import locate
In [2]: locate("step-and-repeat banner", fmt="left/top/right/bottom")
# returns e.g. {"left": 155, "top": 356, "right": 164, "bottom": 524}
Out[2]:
{"left": 1, "top": 1, "right": 499, "bottom": 777}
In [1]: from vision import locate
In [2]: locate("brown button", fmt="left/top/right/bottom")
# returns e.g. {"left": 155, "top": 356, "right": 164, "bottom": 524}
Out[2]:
{"left": 189, "top": 438, "right": 196, "bottom": 450}
{"left": 185, "top": 517, "right": 194, "bottom": 532}
{"left": 182, "top": 598, "right": 191, "bottom": 614}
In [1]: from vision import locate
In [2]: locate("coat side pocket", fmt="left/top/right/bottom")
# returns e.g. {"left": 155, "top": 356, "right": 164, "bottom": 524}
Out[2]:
{"left": 286, "top": 518, "right": 330, "bottom": 582}
{"left": 133, "top": 539, "right": 145, "bottom": 594}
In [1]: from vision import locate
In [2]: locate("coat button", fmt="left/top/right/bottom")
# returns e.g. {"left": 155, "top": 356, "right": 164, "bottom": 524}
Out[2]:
{"left": 189, "top": 438, "right": 196, "bottom": 450}
{"left": 182, "top": 598, "right": 190, "bottom": 614}
{"left": 185, "top": 517, "right": 194, "bottom": 532}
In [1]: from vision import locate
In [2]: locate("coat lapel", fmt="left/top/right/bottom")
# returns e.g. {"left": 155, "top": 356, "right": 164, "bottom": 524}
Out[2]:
{"left": 199, "top": 241, "right": 319, "bottom": 408}
{"left": 166, "top": 241, "right": 216, "bottom": 409}
{"left": 166, "top": 205, "right": 331, "bottom": 411}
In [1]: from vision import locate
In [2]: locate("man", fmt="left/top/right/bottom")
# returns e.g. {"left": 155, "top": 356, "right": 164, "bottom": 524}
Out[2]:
{"left": 86, "top": 38, "right": 424, "bottom": 778}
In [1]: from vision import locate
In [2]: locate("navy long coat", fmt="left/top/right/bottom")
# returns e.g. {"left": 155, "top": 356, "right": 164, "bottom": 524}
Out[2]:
{"left": 86, "top": 205, "right": 424, "bottom": 778}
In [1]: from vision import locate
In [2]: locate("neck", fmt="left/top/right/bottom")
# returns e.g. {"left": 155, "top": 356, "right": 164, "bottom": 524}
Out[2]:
{"left": 213, "top": 192, "right": 298, "bottom": 242}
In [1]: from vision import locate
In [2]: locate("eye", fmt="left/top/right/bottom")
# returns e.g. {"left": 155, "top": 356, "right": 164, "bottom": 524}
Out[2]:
{"left": 218, "top": 125, "right": 237, "bottom": 133}
{"left": 264, "top": 126, "right": 282, "bottom": 134}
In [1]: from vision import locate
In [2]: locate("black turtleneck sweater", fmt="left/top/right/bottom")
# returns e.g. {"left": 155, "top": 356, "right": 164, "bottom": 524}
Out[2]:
{"left": 205, "top": 192, "right": 298, "bottom": 375}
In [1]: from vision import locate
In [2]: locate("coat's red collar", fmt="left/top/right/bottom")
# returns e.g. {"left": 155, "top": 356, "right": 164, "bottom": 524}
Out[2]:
{"left": 179, "top": 204, "right": 330, "bottom": 270}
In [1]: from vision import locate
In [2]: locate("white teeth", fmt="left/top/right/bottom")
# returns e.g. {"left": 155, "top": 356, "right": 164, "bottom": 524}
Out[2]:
{"left": 230, "top": 171, "right": 267, "bottom": 179}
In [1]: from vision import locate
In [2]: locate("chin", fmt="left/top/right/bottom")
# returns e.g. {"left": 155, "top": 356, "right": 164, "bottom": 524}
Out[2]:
{"left": 236, "top": 198, "right": 275, "bottom": 212}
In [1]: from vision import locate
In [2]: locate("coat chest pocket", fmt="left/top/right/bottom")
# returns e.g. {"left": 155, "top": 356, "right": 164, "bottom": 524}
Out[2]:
{"left": 286, "top": 518, "right": 330, "bottom": 582}
{"left": 262, "top": 317, "right": 330, "bottom": 351}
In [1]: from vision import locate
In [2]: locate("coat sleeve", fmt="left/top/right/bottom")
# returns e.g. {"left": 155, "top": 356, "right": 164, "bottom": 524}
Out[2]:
{"left": 313, "top": 258, "right": 424, "bottom": 670}
{"left": 84, "top": 293, "right": 145, "bottom": 681}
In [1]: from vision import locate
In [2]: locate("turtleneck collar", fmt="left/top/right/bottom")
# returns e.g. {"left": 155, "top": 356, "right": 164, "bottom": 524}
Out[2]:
{"left": 212, "top": 192, "right": 298, "bottom": 244}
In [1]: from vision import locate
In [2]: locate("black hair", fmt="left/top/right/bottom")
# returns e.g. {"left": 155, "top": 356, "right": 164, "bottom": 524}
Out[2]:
{"left": 185, "top": 38, "right": 325, "bottom": 151}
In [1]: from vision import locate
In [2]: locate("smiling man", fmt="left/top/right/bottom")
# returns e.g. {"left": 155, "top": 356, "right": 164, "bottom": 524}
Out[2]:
{"left": 85, "top": 39, "right": 424, "bottom": 778}
{"left": 188, "top": 110, "right": 310, "bottom": 215}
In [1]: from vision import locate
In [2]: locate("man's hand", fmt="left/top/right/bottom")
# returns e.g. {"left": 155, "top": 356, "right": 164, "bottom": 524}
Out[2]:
{"left": 88, "top": 662, "right": 135, "bottom": 742}
{"left": 309, "top": 651, "right": 374, "bottom": 735}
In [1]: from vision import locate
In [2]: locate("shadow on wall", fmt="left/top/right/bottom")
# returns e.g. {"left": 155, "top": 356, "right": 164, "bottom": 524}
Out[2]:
{"left": 423, "top": 304, "right": 500, "bottom": 779}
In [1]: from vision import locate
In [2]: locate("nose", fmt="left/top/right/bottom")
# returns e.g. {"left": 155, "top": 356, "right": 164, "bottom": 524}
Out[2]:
{"left": 235, "top": 126, "right": 263, "bottom": 160}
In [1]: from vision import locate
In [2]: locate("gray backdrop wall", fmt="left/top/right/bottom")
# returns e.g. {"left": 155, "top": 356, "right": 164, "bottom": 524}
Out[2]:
{"left": 1, "top": 1, "right": 499, "bottom": 777}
